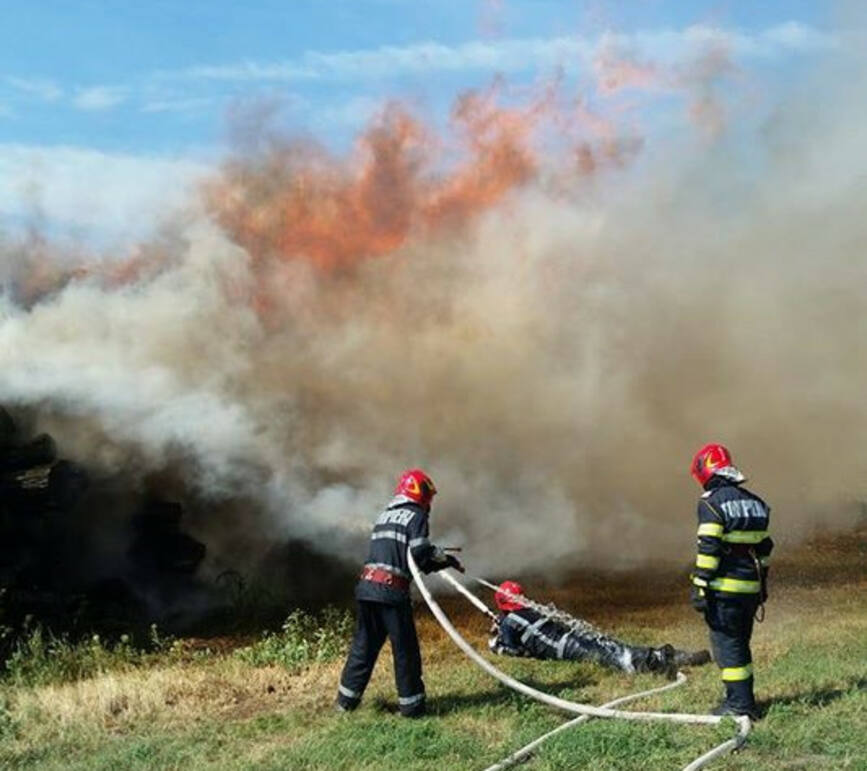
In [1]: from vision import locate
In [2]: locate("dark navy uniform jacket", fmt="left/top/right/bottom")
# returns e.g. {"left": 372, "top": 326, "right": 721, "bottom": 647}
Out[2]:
{"left": 355, "top": 495, "right": 452, "bottom": 605}
{"left": 489, "top": 607, "right": 572, "bottom": 660}
{"left": 692, "top": 477, "right": 773, "bottom": 599}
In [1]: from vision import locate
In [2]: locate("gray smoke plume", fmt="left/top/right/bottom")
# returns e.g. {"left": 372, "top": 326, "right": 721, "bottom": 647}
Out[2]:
{"left": 0, "top": 23, "right": 865, "bottom": 584}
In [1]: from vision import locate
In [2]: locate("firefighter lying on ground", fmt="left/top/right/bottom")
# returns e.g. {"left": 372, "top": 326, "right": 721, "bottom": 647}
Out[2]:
{"left": 488, "top": 580, "right": 710, "bottom": 678}
{"left": 336, "top": 469, "right": 463, "bottom": 718}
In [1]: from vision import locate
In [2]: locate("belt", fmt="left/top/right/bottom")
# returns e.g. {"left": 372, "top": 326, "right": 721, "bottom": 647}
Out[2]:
{"left": 360, "top": 566, "right": 410, "bottom": 592}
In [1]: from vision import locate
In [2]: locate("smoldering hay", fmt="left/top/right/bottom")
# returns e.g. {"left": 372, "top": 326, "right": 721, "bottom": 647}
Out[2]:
{"left": 0, "top": 39, "right": 866, "bottom": 581}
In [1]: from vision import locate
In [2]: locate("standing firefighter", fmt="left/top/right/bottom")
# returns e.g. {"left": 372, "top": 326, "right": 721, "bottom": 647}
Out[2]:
{"left": 489, "top": 581, "right": 709, "bottom": 677}
{"left": 689, "top": 443, "right": 773, "bottom": 719}
{"left": 336, "top": 469, "right": 463, "bottom": 717}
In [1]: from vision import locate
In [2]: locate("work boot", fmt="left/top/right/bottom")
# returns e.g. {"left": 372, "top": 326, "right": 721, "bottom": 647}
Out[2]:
{"left": 400, "top": 703, "right": 426, "bottom": 718}
{"left": 673, "top": 648, "right": 711, "bottom": 668}
{"left": 334, "top": 696, "right": 359, "bottom": 713}
{"left": 712, "top": 701, "right": 759, "bottom": 721}
{"left": 639, "top": 644, "right": 678, "bottom": 680}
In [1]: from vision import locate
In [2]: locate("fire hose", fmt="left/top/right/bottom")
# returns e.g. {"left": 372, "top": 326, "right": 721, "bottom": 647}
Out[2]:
{"left": 483, "top": 674, "right": 688, "bottom": 771}
{"left": 407, "top": 552, "right": 750, "bottom": 771}
{"left": 439, "top": 570, "right": 688, "bottom": 770}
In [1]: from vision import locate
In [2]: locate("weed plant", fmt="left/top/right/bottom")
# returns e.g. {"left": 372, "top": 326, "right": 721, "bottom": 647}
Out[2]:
{"left": 234, "top": 607, "right": 353, "bottom": 671}
{"left": 3, "top": 623, "right": 175, "bottom": 687}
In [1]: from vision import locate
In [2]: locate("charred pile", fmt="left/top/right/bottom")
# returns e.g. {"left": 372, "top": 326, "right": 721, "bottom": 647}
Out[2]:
{"left": 0, "top": 407, "right": 208, "bottom": 638}
{"left": 128, "top": 499, "right": 207, "bottom": 578}
{"left": 0, "top": 407, "right": 88, "bottom": 624}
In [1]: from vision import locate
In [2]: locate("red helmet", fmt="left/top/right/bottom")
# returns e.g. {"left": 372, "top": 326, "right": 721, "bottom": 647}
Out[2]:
{"left": 690, "top": 443, "right": 744, "bottom": 487}
{"left": 395, "top": 468, "right": 437, "bottom": 508}
{"left": 495, "top": 580, "right": 526, "bottom": 612}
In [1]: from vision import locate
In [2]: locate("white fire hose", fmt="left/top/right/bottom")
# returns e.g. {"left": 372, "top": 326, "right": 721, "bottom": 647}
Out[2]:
{"left": 407, "top": 552, "right": 750, "bottom": 771}
{"left": 483, "top": 675, "right": 688, "bottom": 771}
{"left": 440, "top": 570, "right": 689, "bottom": 770}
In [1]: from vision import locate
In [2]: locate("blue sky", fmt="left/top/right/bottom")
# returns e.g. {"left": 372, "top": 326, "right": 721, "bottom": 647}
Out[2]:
{"left": 0, "top": 1, "right": 836, "bottom": 241}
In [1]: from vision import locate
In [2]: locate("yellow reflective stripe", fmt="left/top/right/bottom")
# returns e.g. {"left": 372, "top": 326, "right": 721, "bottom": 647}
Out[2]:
{"left": 692, "top": 575, "right": 708, "bottom": 588}
{"left": 697, "top": 523, "right": 723, "bottom": 538}
{"left": 721, "top": 664, "right": 753, "bottom": 681}
{"left": 722, "top": 530, "right": 768, "bottom": 544}
{"left": 695, "top": 554, "right": 720, "bottom": 570}
{"left": 709, "top": 577, "right": 761, "bottom": 593}
{"left": 759, "top": 556, "right": 771, "bottom": 567}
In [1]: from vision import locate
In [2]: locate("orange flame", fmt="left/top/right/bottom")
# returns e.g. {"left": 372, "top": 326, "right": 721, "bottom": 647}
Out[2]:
{"left": 12, "top": 78, "right": 652, "bottom": 305}
{"left": 204, "top": 81, "right": 619, "bottom": 278}
{"left": 205, "top": 107, "right": 424, "bottom": 273}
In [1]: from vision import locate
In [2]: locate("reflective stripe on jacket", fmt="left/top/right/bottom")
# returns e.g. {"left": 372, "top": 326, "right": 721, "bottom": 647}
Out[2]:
{"left": 355, "top": 496, "right": 449, "bottom": 604}
{"left": 492, "top": 608, "right": 571, "bottom": 660}
{"left": 692, "top": 478, "right": 773, "bottom": 597}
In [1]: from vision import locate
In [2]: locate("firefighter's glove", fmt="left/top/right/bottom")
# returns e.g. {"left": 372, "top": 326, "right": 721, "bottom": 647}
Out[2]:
{"left": 690, "top": 585, "right": 707, "bottom": 613}
{"left": 445, "top": 554, "right": 465, "bottom": 573}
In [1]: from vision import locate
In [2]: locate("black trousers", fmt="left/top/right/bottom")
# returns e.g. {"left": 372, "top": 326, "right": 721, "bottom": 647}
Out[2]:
{"left": 562, "top": 633, "right": 655, "bottom": 673}
{"left": 562, "top": 633, "right": 675, "bottom": 674}
{"left": 337, "top": 599, "right": 425, "bottom": 716}
{"left": 704, "top": 595, "right": 759, "bottom": 711}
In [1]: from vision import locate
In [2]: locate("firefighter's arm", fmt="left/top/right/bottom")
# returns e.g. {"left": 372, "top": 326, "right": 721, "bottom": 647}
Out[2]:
{"left": 407, "top": 513, "right": 464, "bottom": 574}
{"left": 753, "top": 497, "right": 772, "bottom": 570}
{"left": 755, "top": 534, "right": 773, "bottom": 559}
{"left": 691, "top": 499, "right": 724, "bottom": 602}
{"left": 756, "top": 534, "right": 773, "bottom": 600}
{"left": 755, "top": 534, "right": 773, "bottom": 575}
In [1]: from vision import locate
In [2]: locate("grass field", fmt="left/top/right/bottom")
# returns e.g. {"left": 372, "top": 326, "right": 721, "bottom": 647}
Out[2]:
{"left": 1, "top": 530, "right": 866, "bottom": 770}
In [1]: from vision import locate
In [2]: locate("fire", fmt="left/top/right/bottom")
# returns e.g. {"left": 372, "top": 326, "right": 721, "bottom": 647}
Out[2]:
{"left": 6, "top": 77, "right": 653, "bottom": 305}
{"left": 205, "top": 106, "right": 425, "bottom": 273}
{"left": 6, "top": 76, "right": 657, "bottom": 308}
{"left": 423, "top": 83, "right": 540, "bottom": 227}
{"left": 204, "top": 80, "right": 626, "bottom": 278}
{"left": 3, "top": 30, "right": 753, "bottom": 311}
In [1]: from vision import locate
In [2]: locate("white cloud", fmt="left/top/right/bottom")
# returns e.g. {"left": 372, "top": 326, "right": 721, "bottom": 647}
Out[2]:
{"left": 141, "top": 95, "right": 214, "bottom": 114}
{"left": 72, "top": 85, "right": 128, "bottom": 111}
{"left": 4, "top": 76, "right": 63, "bottom": 102}
{"left": 165, "top": 22, "right": 834, "bottom": 85}
{"left": 0, "top": 144, "right": 210, "bottom": 238}
{"left": 309, "top": 94, "right": 383, "bottom": 129}
{"left": 758, "top": 20, "right": 836, "bottom": 52}
{"left": 176, "top": 38, "right": 587, "bottom": 82}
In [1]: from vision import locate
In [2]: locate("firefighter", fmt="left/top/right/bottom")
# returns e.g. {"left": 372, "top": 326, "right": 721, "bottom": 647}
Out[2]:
{"left": 488, "top": 580, "right": 710, "bottom": 677}
{"left": 336, "top": 469, "right": 463, "bottom": 717}
{"left": 689, "top": 443, "right": 773, "bottom": 720}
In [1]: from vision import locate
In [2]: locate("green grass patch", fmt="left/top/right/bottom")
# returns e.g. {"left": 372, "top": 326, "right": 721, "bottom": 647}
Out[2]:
{"left": 2, "top": 560, "right": 867, "bottom": 770}
{"left": 2, "top": 623, "right": 176, "bottom": 687}
{"left": 233, "top": 607, "right": 353, "bottom": 671}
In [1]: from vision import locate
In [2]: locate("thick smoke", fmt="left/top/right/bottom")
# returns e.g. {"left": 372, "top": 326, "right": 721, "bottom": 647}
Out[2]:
{"left": 0, "top": 27, "right": 865, "bottom": 583}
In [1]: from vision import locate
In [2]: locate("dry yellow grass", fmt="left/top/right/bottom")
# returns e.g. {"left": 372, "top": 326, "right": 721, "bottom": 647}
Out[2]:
{"left": 6, "top": 657, "right": 342, "bottom": 741}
